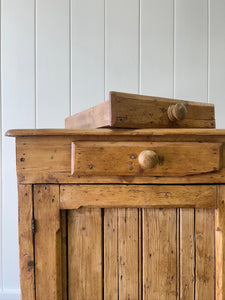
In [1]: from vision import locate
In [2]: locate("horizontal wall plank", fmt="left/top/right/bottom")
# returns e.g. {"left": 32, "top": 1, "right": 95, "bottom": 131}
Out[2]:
{"left": 60, "top": 185, "right": 217, "bottom": 209}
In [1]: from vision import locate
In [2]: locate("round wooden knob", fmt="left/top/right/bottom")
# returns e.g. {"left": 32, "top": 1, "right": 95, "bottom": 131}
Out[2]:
{"left": 167, "top": 103, "right": 187, "bottom": 121}
{"left": 138, "top": 150, "right": 158, "bottom": 169}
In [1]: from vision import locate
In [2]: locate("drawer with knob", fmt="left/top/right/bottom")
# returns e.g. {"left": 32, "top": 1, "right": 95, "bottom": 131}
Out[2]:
{"left": 71, "top": 141, "right": 222, "bottom": 177}
{"left": 65, "top": 91, "right": 215, "bottom": 129}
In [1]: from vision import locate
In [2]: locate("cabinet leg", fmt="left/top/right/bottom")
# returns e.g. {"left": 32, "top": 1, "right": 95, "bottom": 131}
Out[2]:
{"left": 34, "top": 184, "right": 61, "bottom": 300}
{"left": 18, "top": 184, "right": 35, "bottom": 300}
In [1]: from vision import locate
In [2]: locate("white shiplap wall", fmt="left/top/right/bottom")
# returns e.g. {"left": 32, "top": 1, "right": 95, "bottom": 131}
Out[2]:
{"left": 1, "top": 0, "right": 225, "bottom": 298}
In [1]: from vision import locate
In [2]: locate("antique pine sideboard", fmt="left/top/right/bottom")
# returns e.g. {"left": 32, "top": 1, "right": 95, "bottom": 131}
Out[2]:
{"left": 6, "top": 126, "right": 225, "bottom": 300}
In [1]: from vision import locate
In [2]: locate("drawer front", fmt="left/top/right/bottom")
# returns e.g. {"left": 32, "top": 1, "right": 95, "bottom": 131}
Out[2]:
{"left": 71, "top": 141, "right": 222, "bottom": 177}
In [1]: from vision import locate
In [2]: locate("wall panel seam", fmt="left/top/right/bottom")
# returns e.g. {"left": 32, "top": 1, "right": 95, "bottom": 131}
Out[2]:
{"left": 207, "top": 0, "right": 210, "bottom": 103}
{"left": 0, "top": 0, "right": 2, "bottom": 290}
{"left": 104, "top": 0, "right": 107, "bottom": 100}
{"left": 173, "top": 0, "right": 176, "bottom": 99}
{"left": 69, "top": 0, "right": 72, "bottom": 116}
{"left": 138, "top": 0, "right": 141, "bottom": 94}
{"left": 34, "top": 0, "right": 37, "bottom": 128}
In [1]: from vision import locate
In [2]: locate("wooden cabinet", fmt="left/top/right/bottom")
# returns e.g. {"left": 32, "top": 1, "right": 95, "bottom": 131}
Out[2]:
{"left": 6, "top": 128, "right": 225, "bottom": 300}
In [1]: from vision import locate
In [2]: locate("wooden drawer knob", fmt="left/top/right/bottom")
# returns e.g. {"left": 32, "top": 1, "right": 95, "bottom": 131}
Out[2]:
{"left": 138, "top": 150, "right": 158, "bottom": 169}
{"left": 167, "top": 103, "right": 187, "bottom": 121}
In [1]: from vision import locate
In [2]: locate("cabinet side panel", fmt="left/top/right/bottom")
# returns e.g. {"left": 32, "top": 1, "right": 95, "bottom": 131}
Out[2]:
{"left": 143, "top": 208, "right": 177, "bottom": 299}
{"left": 195, "top": 209, "right": 215, "bottom": 299}
{"left": 34, "top": 185, "right": 61, "bottom": 300}
{"left": 180, "top": 208, "right": 195, "bottom": 299}
{"left": 18, "top": 184, "right": 35, "bottom": 300}
{"left": 68, "top": 208, "right": 102, "bottom": 300}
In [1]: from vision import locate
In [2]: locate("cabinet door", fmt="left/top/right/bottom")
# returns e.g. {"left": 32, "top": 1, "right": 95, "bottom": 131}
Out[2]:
{"left": 19, "top": 184, "right": 225, "bottom": 300}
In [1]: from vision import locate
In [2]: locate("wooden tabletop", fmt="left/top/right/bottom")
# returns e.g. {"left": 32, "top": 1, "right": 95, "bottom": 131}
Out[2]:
{"left": 5, "top": 128, "right": 225, "bottom": 137}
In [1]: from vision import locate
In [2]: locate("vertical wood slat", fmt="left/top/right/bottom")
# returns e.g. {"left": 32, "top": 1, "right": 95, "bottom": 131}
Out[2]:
{"left": 18, "top": 185, "right": 35, "bottom": 300}
{"left": 143, "top": 208, "right": 177, "bottom": 300}
{"left": 139, "top": 208, "right": 142, "bottom": 300}
{"left": 104, "top": 209, "right": 118, "bottom": 300}
{"left": 68, "top": 208, "right": 102, "bottom": 300}
{"left": 195, "top": 209, "right": 215, "bottom": 300}
{"left": 176, "top": 208, "right": 180, "bottom": 300}
{"left": 104, "top": 208, "right": 140, "bottom": 299}
{"left": 216, "top": 185, "right": 225, "bottom": 299}
{"left": 118, "top": 208, "right": 139, "bottom": 299}
{"left": 34, "top": 185, "right": 61, "bottom": 300}
{"left": 61, "top": 211, "right": 67, "bottom": 300}
{"left": 180, "top": 208, "right": 195, "bottom": 299}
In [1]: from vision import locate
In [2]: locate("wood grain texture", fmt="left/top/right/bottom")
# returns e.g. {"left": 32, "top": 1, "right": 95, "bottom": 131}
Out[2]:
{"left": 7, "top": 128, "right": 225, "bottom": 137}
{"left": 216, "top": 185, "right": 225, "bottom": 299}
{"left": 66, "top": 101, "right": 110, "bottom": 129}
{"left": 118, "top": 208, "right": 139, "bottom": 299}
{"left": 176, "top": 209, "right": 180, "bottom": 300}
{"left": 72, "top": 141, "right": 222, "bottom": 176}
{"left": 60, "top": 184, "right": 217, "bottom": 209}
{"left": 104, "top": 209, "right": 118, "bottom": 300}
{"left": 34, "top": 185, "right": 61, "bottom": 300}
{"left": 215, "top": 225, "right": 222, "bottom": 300}
{"left": 68, "top": 208, "right": 102, "bottom": 300}
{"left": 11, "top": 135, "right": 225, "bottom": 184}
{"left": 143, "top": 208, "right": 177, "bottom": 299}
{"left": 110, "top": 92, "right": 214, "bottom": 128}
{"left": 138, "top": 209, "right": 142, "bottom": 300}
{"left": 65, "top": 91, "right": 215, "bottom": 129}
{"left": 195, "top": 209, "right": 215, "bottom": 300}
{"left": 60, "top": 210, "right": 67, "bottom": 300}
{"left": 18, "top": 184, "right": 35, "bottom": 300}
{"left": 180, "top": 208, "right": 195, "bottom": 300}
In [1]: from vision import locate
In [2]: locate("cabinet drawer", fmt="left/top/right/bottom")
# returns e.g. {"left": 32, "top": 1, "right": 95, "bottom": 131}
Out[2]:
{"left": 71, "top": 142, "right": 222, "bottom": 177}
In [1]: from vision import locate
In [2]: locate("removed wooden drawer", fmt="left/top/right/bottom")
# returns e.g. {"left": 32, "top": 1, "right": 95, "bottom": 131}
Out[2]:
{"left": 65, "top": 91, "right": 215, "bottom": 129}
{"left": 71, "top": 141, "right": 222, "bottom": 176}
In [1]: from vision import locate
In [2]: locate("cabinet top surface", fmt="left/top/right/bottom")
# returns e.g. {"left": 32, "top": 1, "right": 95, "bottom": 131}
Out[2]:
{"left": 5, "top": 128, "right": 225, "bottom": 137}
